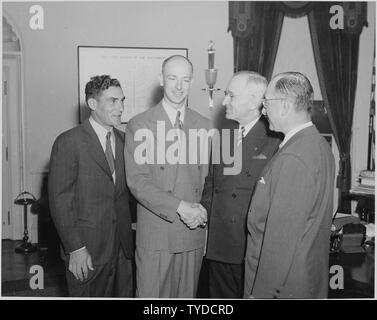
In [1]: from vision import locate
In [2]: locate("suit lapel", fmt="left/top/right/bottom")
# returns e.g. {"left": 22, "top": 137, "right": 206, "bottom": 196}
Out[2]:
{"left": 152, "top": 102, "right": 178, "bottom": 189}
{"left": 82, "top": 120, "right": 113, "bottom": 181}
{"left": 242, "top": 117, "right": 269, "bottom": 158}
{"left": 183, "top": 108, "right": 197, "bottom": 132}
{"left": 153, "top": 103, "right": 174, "bottom": 157}
{"left": 154, "top": 102, "right": 174, "bottom": 131}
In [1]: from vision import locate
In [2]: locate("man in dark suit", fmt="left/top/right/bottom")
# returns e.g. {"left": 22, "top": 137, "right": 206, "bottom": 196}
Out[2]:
{"left": 200, "top": 71, "right": 281, "bottom": 298}
{"left": 244, "top": 72, "right": 335, "bottom": 298}
{"left": 125, "top": 55, "right": 209, "bottom": 298}
{"left": 48, "top": 75, "right": 133, "bottom": 297}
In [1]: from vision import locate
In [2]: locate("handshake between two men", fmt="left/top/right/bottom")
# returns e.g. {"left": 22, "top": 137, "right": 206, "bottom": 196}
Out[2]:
{"left": 177, "top": 200, "right": 208, "bottom": 230}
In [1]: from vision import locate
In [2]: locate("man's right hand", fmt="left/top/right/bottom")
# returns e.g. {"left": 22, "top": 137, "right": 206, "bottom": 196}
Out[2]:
{"left": 69, "top": 248, "right": 94, "bottom": 281}
{"left": 177, "top": 201, "right": 207, "bottom": 229}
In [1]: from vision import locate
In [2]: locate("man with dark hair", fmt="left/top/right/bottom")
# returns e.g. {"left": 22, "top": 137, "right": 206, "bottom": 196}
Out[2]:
{"left": 125, "top": 55, "right": 209, "bottom": 297}
{"left": 49, "top": 75, "right": 134, "bottom": 297}
{"left": 244, "top": 72, "right": 335, "bottom": 299}
{"left": 85, "top": 75, "right": 121, "bottom": 102}
{"left": 201, "top": 71, "right": 281, "bottom": 298}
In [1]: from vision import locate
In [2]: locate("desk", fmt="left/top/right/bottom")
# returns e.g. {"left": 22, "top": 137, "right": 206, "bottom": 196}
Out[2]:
{"left": 344, "top": 192, "right": 375, "bottom": 223}
{"left": 328, "top": 245, "right": 374, "bottom": 298}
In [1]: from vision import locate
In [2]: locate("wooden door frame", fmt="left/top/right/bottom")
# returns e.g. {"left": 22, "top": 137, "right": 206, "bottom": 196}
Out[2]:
{"left": 2, "top": 53, "right": 25, "bottom": 240}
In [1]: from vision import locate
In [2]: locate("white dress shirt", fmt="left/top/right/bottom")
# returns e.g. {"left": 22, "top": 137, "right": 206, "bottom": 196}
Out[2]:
{"left": 240, "top": 116, "right": 261, "bottom": 138}
{"left": 237, "top": 116, "right": 261, "bottom": 146}
{"left": 162, "top": 99, "right": 185, "bottom": 127}
{"left": 89, "top": 116, "right": 116, "bottom": 159}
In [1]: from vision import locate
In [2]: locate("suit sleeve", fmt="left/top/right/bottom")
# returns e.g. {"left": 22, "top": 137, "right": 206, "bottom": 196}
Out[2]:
{"left": 252, "top": 154, "right": 315, "bottom": 298}
{"left": 124, "top": 119, "right": 180, "bottom": 222}
{"left": 48, "top": 133, "right": 84, "bottom": 253}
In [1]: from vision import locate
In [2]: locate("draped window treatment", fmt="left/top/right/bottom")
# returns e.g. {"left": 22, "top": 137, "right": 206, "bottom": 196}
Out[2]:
{"left": 229, "top": 2, "right": 284, "bottom": 79}
{"left": 228, "top": 2, "right": 368, "bottom": 212}
{"left": 308, "top": 3, "right": 367, "bottom": 211}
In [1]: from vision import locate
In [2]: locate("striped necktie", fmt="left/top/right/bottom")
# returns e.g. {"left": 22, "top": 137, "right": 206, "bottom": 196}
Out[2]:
{"left": 237, "top": 125, "right": 245, "bottom": 146}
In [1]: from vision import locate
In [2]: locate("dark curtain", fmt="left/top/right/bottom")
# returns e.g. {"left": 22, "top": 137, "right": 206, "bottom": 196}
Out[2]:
{"left": 229, "top": 1, "right": 368, "bottom": 212}
{"left": 308, "top": 2, "right": 367, "bottom": 212}
{"left": 229, "top": 2, "right": 284, "bottom": 80}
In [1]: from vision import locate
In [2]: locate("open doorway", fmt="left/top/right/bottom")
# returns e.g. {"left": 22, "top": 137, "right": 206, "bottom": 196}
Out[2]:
{"left": 2, "top": 15, "right": 24, "bottom": 241}
{"left": 2, "top": 55, "right": 23, "bottom": 240}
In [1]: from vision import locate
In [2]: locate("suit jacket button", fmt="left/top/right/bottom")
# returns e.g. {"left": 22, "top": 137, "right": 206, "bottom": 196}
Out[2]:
{"left": 231, "top": 193, "right": 237, "bottom": 198}
{"left": 195, "top": 188, "right": 199, "bottom": 193}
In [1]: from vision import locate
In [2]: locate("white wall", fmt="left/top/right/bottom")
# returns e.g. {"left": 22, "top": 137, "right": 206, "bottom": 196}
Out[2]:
{"left": 4, "top": 1, "right": 232, "bottom": 172}
{"left": 3, "top": 2, "right": 374, "bottom": 240}
{"left": 3, "top": 1, "right": 233, "bottom": 241}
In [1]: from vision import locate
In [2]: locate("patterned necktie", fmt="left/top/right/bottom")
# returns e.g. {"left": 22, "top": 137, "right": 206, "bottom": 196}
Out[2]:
{"left": 105, "top": 131, "right": 115, "bottom": 176}
{"left": 174, "top": 111, "right": 183, "bottom": 130}
{"left": 237, "top": 126, "right": 245, "bottom": 146}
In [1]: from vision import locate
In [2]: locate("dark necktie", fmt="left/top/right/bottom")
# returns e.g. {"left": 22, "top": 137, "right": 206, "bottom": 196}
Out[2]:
{"left": 174, "top": 111, "right": 183, "bottom": 130}
{"left": 105, "top": 131, "right": 115, "bottom": 176}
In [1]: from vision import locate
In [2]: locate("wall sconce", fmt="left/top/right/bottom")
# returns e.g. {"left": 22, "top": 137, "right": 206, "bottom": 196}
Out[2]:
{"left": 202, "top": 41, "right": 221, "bottom": 109}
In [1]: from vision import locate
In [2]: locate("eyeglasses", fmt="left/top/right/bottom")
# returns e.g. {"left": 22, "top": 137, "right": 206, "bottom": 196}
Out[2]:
{"left": 261, "top": 98, "right": 289, "bottom": 108}
{"left": 224, "top": 90, "right": 255, "bottom": 99}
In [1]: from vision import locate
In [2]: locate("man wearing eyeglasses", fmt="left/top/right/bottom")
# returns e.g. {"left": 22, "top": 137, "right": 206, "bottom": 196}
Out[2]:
{"left": 200, "top": 71, "right": 281, "bottom": 298}
{"left": 49, "top": 75, "right": 134, "bottom": 297}
{"left": 244, "top": 72, "right": 335, "bottom": 298}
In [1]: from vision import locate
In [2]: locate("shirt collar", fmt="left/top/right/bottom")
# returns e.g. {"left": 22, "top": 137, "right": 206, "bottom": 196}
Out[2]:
{"left": 162, "top": 99, "right": 185, "bottom": 127}
{"left": 279, "top": 121, "right": 313, "bottom": 148}
{"left": 239, "top": 116, "right": 261, "bottom": 137}
{"left": 89, "top": 116, "right": 114, "bottom": 143}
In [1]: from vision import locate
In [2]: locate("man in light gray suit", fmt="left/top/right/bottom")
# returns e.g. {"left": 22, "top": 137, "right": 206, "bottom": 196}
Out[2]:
{"left": 244, "top": 72, "right": 335, "bottom": 298}
{"left": 125, "top": 55, "right": 209, "bottom": 298}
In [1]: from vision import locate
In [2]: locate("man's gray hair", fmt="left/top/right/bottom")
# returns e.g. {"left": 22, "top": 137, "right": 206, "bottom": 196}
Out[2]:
{"left": 234, "top": 70, "right": 268, "bottom": 93}
{"left": 271, "top": 72, "right": 314, "bottom": 112}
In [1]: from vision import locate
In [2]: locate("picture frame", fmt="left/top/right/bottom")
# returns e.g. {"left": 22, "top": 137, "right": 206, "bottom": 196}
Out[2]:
{"left": 78, "top": 46, "right": 188, "bottom": 123}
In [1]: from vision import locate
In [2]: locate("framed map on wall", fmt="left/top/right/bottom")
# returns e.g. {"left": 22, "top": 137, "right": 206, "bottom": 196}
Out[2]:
{"left": 78, "top": 46, "right": 188, "bottom": 123}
